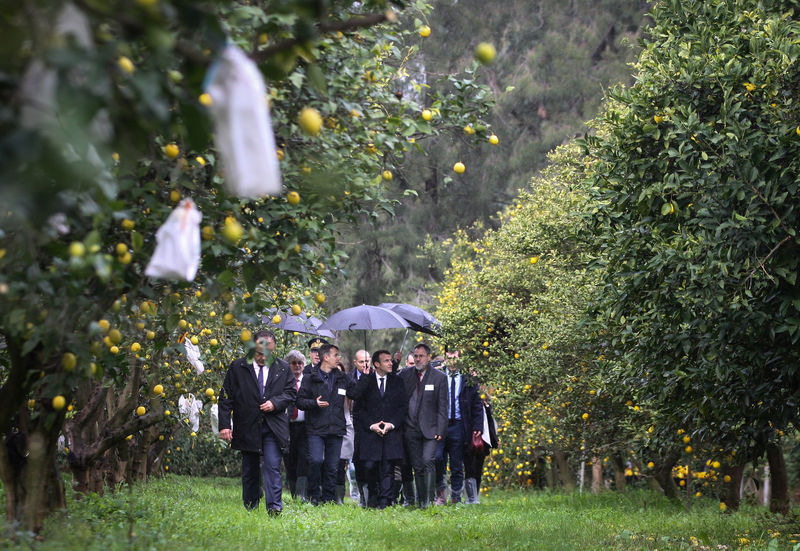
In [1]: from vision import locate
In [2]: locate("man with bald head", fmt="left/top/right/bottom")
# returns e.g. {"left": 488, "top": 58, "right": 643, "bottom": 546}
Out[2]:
{"left": 352, "top": 349, "right": 371, "bottom": 380}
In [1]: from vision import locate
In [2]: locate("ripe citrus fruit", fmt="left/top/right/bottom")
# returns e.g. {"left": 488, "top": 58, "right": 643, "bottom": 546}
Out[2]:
{"left": 241, "top": 329, "right": 252, "bottom": 342}
{"left": 164, "top": 144, "right": 179, "bottom": 159}
{"left": 153, "top": 384, "right": 164, "bottom": 395}
{"left": 222, "top": 217, "right": 244, "bottom": 244}
{"left": 287, "top": 191, "right": 300, "bottom": 205}
{"left": 298, "top": 107, "right": 323, "bottom": 135}
{"left": 419, "top": 25, "right": 431, "bottom": 37}
{"left": 315, "top": 293, "right": 326, "bottom": 304}
{"left": 272, "top": 315, "right": 281, "bottom": 325}
{"left": 53, "top": 395, "right": 66, "bottom": 410}
{"left": 421, "top": 109, "right": 432, "bottom": 121}
{"left": 382, "top": 170, "right": 393, "bottom": 180}
{"left": 118, "top": 56, "right": 135, "bottom": 74}
{"left": 137, "top": 406, "right": 146, "bottom": 416}
{"left": 474, "top": 42, "right": 496, "bottom": 64}
{"left": 68, "top": 242, "right": 86, "bottom": 258}
{"left": 489, "top": 134, "right": 499, "bottom": 145}
{"left": 108, "top": 329, "right": 122, "bottom": 344}
{"left": 453, "top": 162, "right": 466, "bottom": 174}
{"left": 205, "top": 388, "right": 214, "bottom": 397}
{"left": 291, "top": 305, "right": 302, "bottom": 316}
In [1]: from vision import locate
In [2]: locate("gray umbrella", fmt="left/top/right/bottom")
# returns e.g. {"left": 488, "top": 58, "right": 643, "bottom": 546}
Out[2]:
{"left": 263, "top": 308, "right": 335, "bottom": 338}
{"left": 318, "top": 305, "right": 411, "bottom": 332}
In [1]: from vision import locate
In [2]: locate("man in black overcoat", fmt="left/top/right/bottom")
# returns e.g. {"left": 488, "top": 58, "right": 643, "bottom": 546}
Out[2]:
{"left": 348, "top": 350, "right": 408, "bottom": 508}
{"left": 218, "top": 330, "right": 296, "bottom": 515}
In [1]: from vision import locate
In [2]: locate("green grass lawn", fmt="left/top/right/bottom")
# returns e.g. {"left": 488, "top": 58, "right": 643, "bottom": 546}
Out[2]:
{"left": 2, "top": 477, "right": 799, "bottom": 550}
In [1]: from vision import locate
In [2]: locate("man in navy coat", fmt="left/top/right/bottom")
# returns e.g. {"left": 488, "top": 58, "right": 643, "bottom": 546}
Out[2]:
{"left": 348, "top": 350, "right": 408, "bottom": 508}
{"left": 297, "top": 343, "right": 353, "bottom": 504}
{"left": 218, "top": 330, "right": 296, "bottom": 515}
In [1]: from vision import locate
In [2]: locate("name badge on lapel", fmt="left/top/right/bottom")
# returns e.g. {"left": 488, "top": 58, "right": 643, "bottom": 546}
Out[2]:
{"left": 424, "top": 384, "right": 434, "bottom": 391}
{"left": 337, "top": 388, "right": 346, "bottom": 396}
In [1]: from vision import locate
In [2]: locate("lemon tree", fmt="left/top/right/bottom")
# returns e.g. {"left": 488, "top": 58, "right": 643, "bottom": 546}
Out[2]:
{"left": 0, "top": 0, "right": 492, "bottom": 531}
{"left": 582, "top": 0, "right": 800, "bottom": 513}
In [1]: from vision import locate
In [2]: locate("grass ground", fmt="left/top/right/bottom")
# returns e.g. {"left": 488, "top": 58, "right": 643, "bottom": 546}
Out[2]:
{"left": 2, "top": 477, "right": 799, "bottom": 550}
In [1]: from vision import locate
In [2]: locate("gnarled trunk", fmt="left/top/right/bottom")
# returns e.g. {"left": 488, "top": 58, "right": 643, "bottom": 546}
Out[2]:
{"left": 612, "top": 454, "right": 627, "bottom": 492}
{"left": 591, "top": 457, "right": 603, "bottom": 493}
{"left": 721, "top": 463, "right": 744, "bottom": 511}
{"left": 654, "top": 450, "right": 681, "bottom": 500}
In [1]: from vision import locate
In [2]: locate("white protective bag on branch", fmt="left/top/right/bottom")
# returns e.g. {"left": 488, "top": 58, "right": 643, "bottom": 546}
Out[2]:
{"left": 179, "top": 394, "right": 203, "bottom": 432}
{"left": 210, "top": 404, "right": 219, "bottom": 434}
{"left": 207, "top": 45, "right": 281, "bottom": 198}
{"left": 144, "top": 198, "right": 201, "bottom": 281}
{"left": 184, "top": 338, "right": 205, "bottom": 375}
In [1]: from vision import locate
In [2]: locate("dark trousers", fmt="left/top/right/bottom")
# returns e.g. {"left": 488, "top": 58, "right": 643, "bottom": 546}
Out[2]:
{"left": 464, "top": 450, "right": 486, "bottom": 488}
{"left": 364, "top": 458, "right": 399, "bottom": 508}
{"left": 436, "top": 421, "right": 465, "bottom": 501}
{"left": 404, "top": 427, "right": 438, "bottom": 507}
{"left": 307, "top": 434, "right": 343, "bottom": 503}
{"left": 241, "top": 431, "right": 284, "bottom": 511}
{"left": 284, "top": 421, "right": 308, "bottom": 493}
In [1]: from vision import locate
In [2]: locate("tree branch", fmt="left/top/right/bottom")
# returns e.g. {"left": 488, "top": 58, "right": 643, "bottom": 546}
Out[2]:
{"left": 254, "top": 12, "right": 392, "bottom": 62}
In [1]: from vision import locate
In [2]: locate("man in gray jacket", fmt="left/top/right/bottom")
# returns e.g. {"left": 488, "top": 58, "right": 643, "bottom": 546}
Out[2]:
{"left": 398, "top": 343, "right": 448, "bottom": 508}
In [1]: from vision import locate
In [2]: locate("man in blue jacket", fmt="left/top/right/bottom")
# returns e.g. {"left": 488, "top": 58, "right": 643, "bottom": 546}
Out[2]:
{"left": 218, "top": 330, "right": 296, "bottom": 515}
{"left": 435, "top": 349, "right": 483, "bottom": 504}
{"left": 297, "top": 343, "right": 353, "bottom": 504}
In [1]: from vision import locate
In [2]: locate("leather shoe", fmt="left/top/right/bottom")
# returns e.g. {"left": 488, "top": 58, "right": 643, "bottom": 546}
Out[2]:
{"left": 267, "top": 508, "right": 281, "bottom": 517}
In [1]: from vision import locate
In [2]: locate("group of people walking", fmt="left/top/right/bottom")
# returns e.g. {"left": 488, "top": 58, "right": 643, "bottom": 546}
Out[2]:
{"left": 217, "top": 329, "right": 497, "bottom": 514}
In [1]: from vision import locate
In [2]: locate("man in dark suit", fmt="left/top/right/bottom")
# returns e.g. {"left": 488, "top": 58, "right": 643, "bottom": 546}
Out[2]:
{"left": 435, "top": 349, "right": 483, "bottom": 504}
{"left": 398, "top": 343, "right": 448, "bottom": 508}
{"left": 348, "top": 349, "right": 407, "bottom": 508}
{"left": 218, "top": 330, "right": 296, "bottom": 515}
{"left": 296, "top": 343, "right": 352, "bottom": 504}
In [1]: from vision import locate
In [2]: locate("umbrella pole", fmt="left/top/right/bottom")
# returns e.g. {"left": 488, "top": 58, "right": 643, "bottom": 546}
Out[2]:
{"left": 399, "top": 329, "right": 409, "bottom": 360}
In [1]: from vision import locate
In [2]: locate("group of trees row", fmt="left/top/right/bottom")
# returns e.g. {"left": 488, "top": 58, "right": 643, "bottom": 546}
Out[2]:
{"left": 433, "top": 0, "right": 800, "bottom": 514}
{"left": 0, "top": 0, "right": 494, "bottom": 533}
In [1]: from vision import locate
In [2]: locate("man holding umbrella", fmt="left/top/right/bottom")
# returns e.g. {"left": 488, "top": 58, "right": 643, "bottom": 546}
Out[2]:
{"left": 399, "top": 343, "right": 448, "bottom": 508}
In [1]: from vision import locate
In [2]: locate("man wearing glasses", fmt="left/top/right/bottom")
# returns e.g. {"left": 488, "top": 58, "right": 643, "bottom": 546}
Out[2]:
{"left": 283, "top": 349, "right": 309, "bottom": 500}
{"left": 219, "top": 330, "right": 296, "bottom": 515}
{"left": 398, "top": 343, "right": 448, "bottom": 508}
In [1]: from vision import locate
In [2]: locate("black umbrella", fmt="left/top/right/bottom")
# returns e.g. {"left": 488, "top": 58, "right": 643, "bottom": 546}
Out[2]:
{"left": 377, "top": 303, "right": 441, "bottom": 336}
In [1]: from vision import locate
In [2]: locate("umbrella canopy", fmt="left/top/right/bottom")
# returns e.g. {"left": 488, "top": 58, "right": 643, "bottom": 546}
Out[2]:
{"left": 377, "top": 303, "right": 441, "bottom": 336}
{"left": 263, "top": 309, "right": 335, "bottom": 338}
{"left": 318, "top": 305, "right": 411, "bottom": 332}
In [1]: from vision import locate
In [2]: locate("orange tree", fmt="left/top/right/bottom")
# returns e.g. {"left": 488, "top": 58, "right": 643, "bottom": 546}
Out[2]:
{"left": 0, "top": 0, "right": 492, "bottom": 531}
{"left": 432, "top": 144, "right": 646, "bottom": 490}
{"left": 581, "top": 0, "right": 800, "bottom": 513}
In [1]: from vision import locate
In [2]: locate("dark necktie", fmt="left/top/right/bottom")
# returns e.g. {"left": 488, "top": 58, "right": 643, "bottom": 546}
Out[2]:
{"left": 450, "top": 374, "right": 456, "bottom": 421}
{"left": 417, "top": 370, "right": 422, "bottom": 393}
{"left": 257, "top": 364, "right": 265, "bottom": 400}
{"left": 379, "top": 377, "right": 385, "bottom": 397}
{"left": 291, "top": 378, "right": 299, "bottom": 419}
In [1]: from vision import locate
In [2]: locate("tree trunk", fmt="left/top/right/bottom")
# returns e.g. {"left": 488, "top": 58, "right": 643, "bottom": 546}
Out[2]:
{"left": 0, "top": 410, "right": 67, "bottom": 533}
{"left": 766, "top": 443, "right": 789, "bottom": 515}
{"left": 612, "top": 454, "right": 627, "bottom": 492}
{"left": 655, "top": 451, "right": 681, "bottom": 500}
{"left": 721, "top": 463, "right": 744, "bottom": 511}
{"left": 591, "top": 457, "right": 603, "bottom": 493}
{"left": 553, "top": 450, "right": 575, "bottom": 491}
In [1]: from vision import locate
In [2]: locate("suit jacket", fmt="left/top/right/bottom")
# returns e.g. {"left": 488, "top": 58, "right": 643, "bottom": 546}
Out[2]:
{"left": 218, "top": 356, "right": 296, "bottom": 452}
{"left": 296, "top": 366, "right": 353, "bottom": 437}
{"left": 347, "top": 371, "right": 407, "bottom": 461}
{"left": 454, "top": 374, "right": 484, "bottom": 438}
{"left": 399, "top": 366, "right": 448, "bottom": 439}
